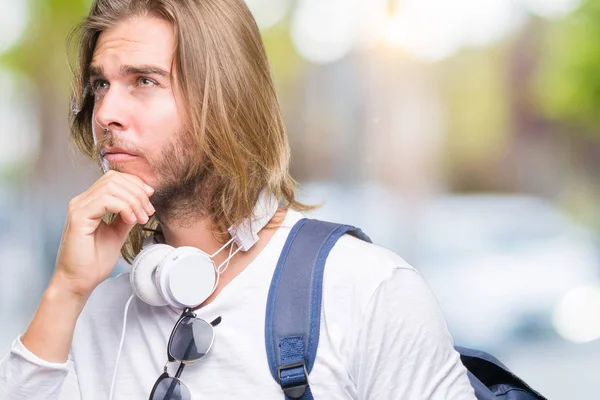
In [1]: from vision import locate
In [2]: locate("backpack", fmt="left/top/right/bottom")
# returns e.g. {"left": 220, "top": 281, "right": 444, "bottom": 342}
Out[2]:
{"left": 264, "top": 218, "right": 548, "bottom": 400}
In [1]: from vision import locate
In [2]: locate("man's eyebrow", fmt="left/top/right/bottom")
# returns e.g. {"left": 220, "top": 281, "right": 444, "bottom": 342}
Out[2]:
{"left": 120, "top": 64, "right": 170, "bottom": 78}
{"left": 88, "top": 64, "right": 104, "bottom": 79}
{"left": 87, "top": 64, "right": 170, "bottom": 79}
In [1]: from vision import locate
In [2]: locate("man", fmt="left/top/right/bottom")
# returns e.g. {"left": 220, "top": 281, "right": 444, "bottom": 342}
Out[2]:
{"left": 0, "top": 0, "right": 476, "bottom": 398}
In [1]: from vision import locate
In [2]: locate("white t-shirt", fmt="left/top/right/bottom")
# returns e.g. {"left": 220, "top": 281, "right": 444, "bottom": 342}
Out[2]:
{"left": 0, "top": 210, "right": 476, "bottom": 399}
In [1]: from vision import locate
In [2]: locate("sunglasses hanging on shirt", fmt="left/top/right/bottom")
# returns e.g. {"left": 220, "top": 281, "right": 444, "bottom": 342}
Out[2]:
{"left": 149, "top": 308, "right": 222, "bottom": 400}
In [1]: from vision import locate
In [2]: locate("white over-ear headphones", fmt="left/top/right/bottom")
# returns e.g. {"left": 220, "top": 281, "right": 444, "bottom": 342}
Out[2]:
{"left": 129, "top": 191, "right": 279, "bottom": 309}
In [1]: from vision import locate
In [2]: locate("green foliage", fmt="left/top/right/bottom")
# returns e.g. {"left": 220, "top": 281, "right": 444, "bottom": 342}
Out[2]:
{"left": 260, "top": 19, "right": 305, "bottom": 96}
{"left": 534, "top": 0, "right": 600, "bottom": 131}
{"left": 437, "top": 44, "right": 512, "bottom": 164}
{"left": 0, "top": 0, "right": 91, "bottom": 175}
{"left": 0, "top": 0, "right": 91, "bottom": 86}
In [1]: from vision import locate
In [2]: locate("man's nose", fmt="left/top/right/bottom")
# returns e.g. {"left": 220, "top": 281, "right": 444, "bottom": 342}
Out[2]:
{"left": 93, "top": 85, "right": 131, "bottom": 133}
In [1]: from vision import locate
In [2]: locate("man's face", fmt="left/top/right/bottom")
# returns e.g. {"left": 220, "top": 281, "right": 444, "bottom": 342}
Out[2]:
{"left": 90, "top": 15, "right": 193, "bottom": 193}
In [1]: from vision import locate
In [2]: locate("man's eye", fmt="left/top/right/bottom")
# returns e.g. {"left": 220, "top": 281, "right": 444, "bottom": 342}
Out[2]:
{"left": 138, "top": 77, "right": 156, "bottom": 86}
{"left": 91, "top": 80, "right": 109, "bottom": 93}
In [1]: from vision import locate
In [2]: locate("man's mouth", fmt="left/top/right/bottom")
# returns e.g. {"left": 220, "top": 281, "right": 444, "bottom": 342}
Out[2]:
{"left": 101, "top": 147, "right": 138, "bottom": 162}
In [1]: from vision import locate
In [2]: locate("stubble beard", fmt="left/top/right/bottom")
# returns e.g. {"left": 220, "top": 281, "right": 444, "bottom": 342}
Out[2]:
{"left": 150, "top": 133, "right": 214, "bottom": 227}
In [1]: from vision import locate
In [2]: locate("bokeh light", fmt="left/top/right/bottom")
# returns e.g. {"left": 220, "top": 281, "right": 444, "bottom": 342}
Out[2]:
{"left": 553, "top": 283, "right": 600, "bottom": 343}
{"left": 0, "top": 1, "right": 29, "bottom": 54}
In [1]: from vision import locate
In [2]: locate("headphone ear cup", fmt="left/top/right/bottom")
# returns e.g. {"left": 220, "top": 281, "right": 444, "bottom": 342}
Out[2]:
{"left": 156, "top": 246, "right": 217, "bottom": 309}
{"left": 130, "top": 244, "right": 174, "bottom": 307}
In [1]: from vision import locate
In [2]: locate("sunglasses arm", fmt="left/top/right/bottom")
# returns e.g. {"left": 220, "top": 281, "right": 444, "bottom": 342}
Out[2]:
{"left": 175, "top": 361, "right": 186, "bottom": 379}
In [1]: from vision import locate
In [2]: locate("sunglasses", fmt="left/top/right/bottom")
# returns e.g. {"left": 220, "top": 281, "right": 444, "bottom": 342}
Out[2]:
{"left": 149, "top": 308, "right": 222, "bottom": 400}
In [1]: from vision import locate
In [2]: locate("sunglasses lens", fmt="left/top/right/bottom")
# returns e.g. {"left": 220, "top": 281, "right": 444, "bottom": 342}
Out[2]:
{"left": 170, "top": 317, "right": 214, "bottom": 362}
{"left": 151, "top": 376, "right": 191, "bottom": 400}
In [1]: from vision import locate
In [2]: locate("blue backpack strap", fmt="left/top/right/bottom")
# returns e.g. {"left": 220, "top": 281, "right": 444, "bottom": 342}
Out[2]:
{"left": 265, "top": 218, "right": 371, "bottom": 399}
{"left": 455, "top": 346, "right": 547, "bottom": 400}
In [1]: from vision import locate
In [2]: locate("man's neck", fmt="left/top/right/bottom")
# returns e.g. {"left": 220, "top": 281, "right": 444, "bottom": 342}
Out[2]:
{"left": 159, "top": 209, "right": 288, "bottom": 308}
{"left": 160, "top": 216, "right": 223, "bottom": 254}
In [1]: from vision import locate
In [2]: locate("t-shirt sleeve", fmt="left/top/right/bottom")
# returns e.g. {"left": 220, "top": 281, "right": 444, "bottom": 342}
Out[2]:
{"left": 0, "top": 335, "right": 80, "bottom": 400}
{"left": 353, "top": 268, "right": 476, "bottom": 400}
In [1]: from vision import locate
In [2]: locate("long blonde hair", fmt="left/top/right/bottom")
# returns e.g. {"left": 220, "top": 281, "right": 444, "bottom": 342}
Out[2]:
{"left": 68, "top": 0, "right": 312, "bottom": 263}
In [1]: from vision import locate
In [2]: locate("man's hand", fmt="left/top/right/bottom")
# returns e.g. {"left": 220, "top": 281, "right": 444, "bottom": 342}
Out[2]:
{"left": 53, "top": 170, "right": 155, "bottom": 298}
{"left": 22, "top": 170, "right": 155, "bottom": 363}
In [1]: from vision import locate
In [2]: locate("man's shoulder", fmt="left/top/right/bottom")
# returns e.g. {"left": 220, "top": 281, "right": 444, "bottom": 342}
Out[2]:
{"left": 327, "top": 233, "right": 414, "bottom": 279}
{"left": 321, "top": 233, "right": 416, "bottom": 311}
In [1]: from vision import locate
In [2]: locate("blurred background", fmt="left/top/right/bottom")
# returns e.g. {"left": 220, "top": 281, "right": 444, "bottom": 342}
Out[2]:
{"left": 1, "top": 0, "right": 600, "bottom": 398}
